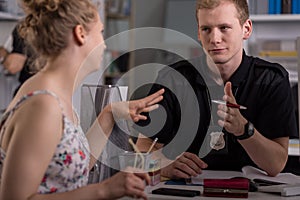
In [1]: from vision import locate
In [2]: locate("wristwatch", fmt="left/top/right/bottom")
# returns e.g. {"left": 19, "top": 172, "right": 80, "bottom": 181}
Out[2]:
{"left": 236, "top": 121, "right": 254, "bottom": 140}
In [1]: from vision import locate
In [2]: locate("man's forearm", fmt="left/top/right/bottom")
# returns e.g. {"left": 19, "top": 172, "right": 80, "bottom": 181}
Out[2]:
{"left": 3, "top": 53, "right": 27, "bottom": 74}
{"left": 239, "top": 129, "right": 289, "bottom": 176}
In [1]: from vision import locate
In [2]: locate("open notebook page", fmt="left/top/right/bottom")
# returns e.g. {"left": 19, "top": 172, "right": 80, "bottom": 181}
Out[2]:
{"left": 242, "top": 166, "right": 300, "bottom": 184}
{"left": 191, "top": 166, "right": 300, "bottom": 185}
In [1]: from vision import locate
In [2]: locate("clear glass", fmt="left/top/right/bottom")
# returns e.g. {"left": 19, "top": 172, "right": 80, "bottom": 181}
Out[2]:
{"left": 118, "top": 151, "right": 161, "bottom": 186}
{"left": 119, "top": 151, "right": 151, "bottom": 170}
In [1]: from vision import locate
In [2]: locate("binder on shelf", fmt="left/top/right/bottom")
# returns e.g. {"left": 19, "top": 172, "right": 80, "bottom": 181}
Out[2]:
{"left": 269, "top": 0, "right": 276, "bottom": 14}
{"left": 269, "top": 0, "right": 282, "bottom": 14}
{"left": 282, "top": 0, "right": 292, "bottom": 14}
{"left": 292, "top": 0, "right": 300, "bottom": 14}
{"left": 275, "top": 0, "right": 282, "bottom": 14}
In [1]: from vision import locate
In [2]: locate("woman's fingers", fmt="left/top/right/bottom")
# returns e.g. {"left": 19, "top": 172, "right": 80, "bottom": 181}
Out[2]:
{"left": 143, "top": 89, "right": 164, "bottom": 106}
{"left": 146, "top": 95, "right": 163, "bottom": 106}
{"left": 141, "top": 104, "right": 159, "bottom": 113}
{"left": 134, "top": 171, "right": 151, "bottom": 185}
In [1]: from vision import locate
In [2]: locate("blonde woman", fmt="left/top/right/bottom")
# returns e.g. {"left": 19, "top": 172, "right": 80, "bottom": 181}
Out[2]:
{"left": 0, "top": 0, "right": 164, "bottom": 199}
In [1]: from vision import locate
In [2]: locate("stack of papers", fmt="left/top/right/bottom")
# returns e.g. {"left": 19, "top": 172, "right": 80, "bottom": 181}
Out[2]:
{"left": 258, "top": 184, "right": 300, "bottom": 197}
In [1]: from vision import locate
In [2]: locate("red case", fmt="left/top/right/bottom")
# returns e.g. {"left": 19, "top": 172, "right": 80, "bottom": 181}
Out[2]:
{"left": 203, "top": 178, "right": 249, "bottom": 198}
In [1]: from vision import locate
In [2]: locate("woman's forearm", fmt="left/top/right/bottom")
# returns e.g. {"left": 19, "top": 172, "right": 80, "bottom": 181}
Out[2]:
{"left": 86, "top": 105, "right": 115, "bottom": 168}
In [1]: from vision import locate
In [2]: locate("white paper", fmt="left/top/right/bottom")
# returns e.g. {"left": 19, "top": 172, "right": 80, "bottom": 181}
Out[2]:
{"left": 258, "top": 184, "right": 300, "bottom": 197}
{"left": 191, "top": 166, "right": 300, "bottom": 185}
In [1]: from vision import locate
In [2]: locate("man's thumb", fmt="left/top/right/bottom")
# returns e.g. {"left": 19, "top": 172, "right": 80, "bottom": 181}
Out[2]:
{"left": 224, "top": 82, "right": 233, "bottom": 97}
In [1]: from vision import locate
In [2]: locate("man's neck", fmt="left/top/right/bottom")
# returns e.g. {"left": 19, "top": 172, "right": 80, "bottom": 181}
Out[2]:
{"left": 207, "top": 53, "right": 243, "bottom": 83}
{"left": 218, "top": 64, "right": 239, "bottom": 82}
{"left": 205, "top": 58, "right": 236, "bottom": 84}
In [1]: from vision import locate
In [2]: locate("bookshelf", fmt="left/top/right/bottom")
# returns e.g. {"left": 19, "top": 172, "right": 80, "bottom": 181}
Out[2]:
{"left": 247, "top": 0, "right": 300, "bottom": 84}
{"left": 250, "top": 14, "right": 300, "bottom": 22}
{"left": 247, "top": 14, "right": 300, "bottom": 85}
{"left": 103, "top": 0, "right": 165, "bottom": 87}
{"left": 248, "top": 9, "right": 300, "bottom": 144}
{"left": 103, "top": 0, "right": 134, "bottom": 85}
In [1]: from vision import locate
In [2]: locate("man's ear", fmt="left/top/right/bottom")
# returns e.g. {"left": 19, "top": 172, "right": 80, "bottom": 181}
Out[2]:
{"left": 74, "top": 25, "right": 86, "bottom": 45}
{"left": 197, "top": 29, "right": 203, "bottom": 44}
{"left": 243, "top": 19, "right": 252, "bottom": 40}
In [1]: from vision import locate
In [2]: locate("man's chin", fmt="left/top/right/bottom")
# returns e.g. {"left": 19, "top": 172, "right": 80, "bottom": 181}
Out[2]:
{"left": 210, "top": 57, "right": 227, "bottom": 65}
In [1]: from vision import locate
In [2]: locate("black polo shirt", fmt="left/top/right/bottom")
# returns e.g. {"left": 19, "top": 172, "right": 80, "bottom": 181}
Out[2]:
{"left": 137, "top": 51, "right": 297, "bottom": 171}
{"left": 204, "top": 52, "right": 298, "bottom": 170}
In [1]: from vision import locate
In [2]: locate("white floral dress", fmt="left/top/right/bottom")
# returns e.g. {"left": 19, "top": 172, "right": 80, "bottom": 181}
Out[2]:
{"left": 0, "top": 90, "right": 90, "bottom": 193}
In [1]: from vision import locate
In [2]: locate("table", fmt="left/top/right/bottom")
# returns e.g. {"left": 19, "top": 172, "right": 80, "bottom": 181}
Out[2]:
{"left": 123, "top": 181, "right": 300, "bottom": 200}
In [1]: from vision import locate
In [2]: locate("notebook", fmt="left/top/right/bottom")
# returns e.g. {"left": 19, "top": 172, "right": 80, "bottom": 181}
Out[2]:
{"left": 191, "top": 166, "right": 300, "bottom": 186}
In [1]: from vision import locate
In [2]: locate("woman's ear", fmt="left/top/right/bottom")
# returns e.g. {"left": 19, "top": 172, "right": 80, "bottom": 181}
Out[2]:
{"left": 74, "top": 25, "right": 86, "bottom": 45}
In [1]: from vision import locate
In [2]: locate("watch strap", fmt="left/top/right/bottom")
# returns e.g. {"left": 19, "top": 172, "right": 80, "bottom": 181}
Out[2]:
{"left": 236, "top": 121, "right": 254, "bottom": 140}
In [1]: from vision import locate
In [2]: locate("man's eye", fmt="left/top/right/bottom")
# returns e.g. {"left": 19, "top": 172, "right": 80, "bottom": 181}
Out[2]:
{"left": 220, "top": 26, "right": 229, "bottom": 30}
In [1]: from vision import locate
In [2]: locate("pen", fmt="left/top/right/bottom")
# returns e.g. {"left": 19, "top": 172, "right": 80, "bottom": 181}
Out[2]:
{"left": 147, "top": 137, "right": 158, "bottom": 154}
{"left": 128, "top": 138, "right": 145, "bottom": 169}
{"left": 212, "top": 100, "right": 247, "bottom": 110}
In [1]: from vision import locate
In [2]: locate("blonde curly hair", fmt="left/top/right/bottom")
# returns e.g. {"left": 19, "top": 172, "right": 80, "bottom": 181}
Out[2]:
{"left": 19, "top": 0, "right": 98, "bottom": 70}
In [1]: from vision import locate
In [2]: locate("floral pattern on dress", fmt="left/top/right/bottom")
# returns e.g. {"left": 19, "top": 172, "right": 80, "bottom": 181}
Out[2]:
{"left": 0, "top": 90, "right": 90, "bottom": 194}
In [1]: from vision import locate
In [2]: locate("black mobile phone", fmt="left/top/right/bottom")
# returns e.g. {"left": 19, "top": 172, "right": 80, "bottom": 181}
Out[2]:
{"left": 152, "top": 188, "right": 201, "bottom": 197}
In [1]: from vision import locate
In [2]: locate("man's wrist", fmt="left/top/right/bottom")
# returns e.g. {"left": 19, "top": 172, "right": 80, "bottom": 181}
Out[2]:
{"left": 236, "top": 121, "right": 255, "bottom": 140}
{"left": 0, "top": 53, "right": 7, "bottom": 64}
{"left": 0, "top": 48, "right": 8, "bottom": 64}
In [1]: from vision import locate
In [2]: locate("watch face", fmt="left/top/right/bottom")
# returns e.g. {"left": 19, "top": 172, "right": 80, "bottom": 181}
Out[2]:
{"left": 237, "top": 122, "right": 254, "bottom": 140}
{"left": 249, "top": 122, "right": 254, "bottom": 131}
{"left": 248, "top": 122, "right": 255, "bottom": 135}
